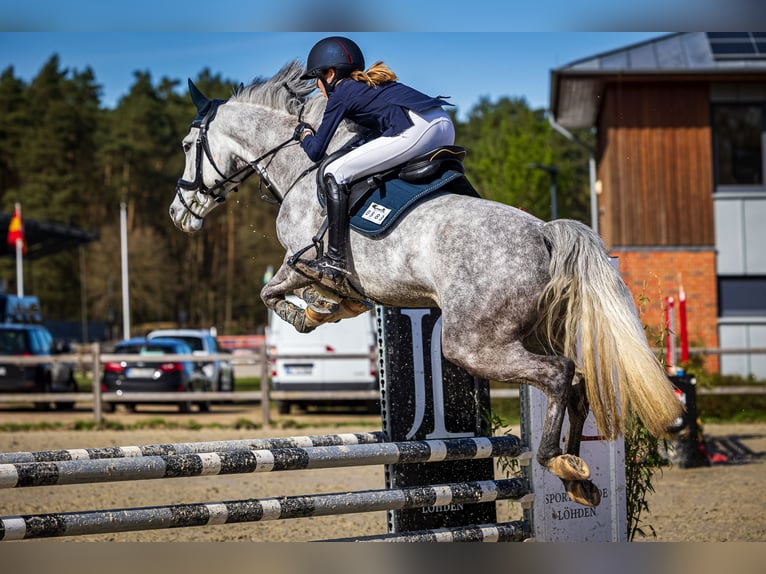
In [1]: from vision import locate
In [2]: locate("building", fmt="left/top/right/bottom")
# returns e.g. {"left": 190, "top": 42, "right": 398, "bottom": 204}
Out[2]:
{"left": 549, "top": 32, "right": 766, "bottom": 377}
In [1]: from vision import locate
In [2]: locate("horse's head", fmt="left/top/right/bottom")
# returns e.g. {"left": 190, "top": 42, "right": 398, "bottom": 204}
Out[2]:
{"left": 170, "top": 62, "right": 332, "bottom": 234}
{"left": 169, "top": 79, "right": 243, "bottom": 233}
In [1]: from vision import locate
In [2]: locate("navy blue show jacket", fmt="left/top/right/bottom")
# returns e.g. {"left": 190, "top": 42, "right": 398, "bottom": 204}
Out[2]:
{"left": 300, "top": 79, "right": 451, "bottom": 162}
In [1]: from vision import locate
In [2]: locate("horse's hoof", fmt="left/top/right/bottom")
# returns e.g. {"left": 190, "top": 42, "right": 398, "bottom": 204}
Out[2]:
{"left": 564, "top": 480, "right": 601, "bottom": 507}
{"left": 548, "top": 454, "right": 591, "bottom": 481}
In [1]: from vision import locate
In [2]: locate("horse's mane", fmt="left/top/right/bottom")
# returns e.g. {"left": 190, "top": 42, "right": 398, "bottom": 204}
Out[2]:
{"left": 231, "top": 60, "right": 326, "bottom": 125}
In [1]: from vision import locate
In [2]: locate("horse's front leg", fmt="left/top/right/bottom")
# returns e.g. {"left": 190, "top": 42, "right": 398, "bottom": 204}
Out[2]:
{"left": 260, "top": 261, "right": 318, "bottom": 334}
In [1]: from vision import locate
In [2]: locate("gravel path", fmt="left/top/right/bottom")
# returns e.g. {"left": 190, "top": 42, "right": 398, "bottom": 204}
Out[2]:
{"left": 0, "top": 404, "right": 763, "bottom": 542}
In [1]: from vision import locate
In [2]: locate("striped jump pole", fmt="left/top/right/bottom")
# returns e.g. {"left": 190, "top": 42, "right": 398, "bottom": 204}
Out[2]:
{"left": 0, "top": 431, "right": 387, "bottom": 465}
{"left": 325, "top": 521, "right": 529, "bottom": 542}
{"left": 0, "top": 436, "right": 525, "bottom": 489}
{"left": 0, "top": 478, "right": 529, "bottom": 541}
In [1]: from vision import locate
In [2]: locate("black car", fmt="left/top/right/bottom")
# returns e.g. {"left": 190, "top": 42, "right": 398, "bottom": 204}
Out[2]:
{"left": 101, "top": 337, "right": 210, "bottom": 413}
{"left": 0, "top": 323, "right": 78, "bottom": 410}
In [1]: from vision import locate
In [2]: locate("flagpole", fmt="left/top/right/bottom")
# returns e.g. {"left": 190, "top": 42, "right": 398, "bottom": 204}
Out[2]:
{"left": 14, "top": 202, "right": 24, "bottom": 297}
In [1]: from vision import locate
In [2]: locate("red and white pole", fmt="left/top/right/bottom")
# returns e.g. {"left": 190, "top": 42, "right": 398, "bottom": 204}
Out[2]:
{"left": 678, "top": 283, "right": 689, "bottom": 364}
{"left": 665, "top": 296, "right": 676, "bottom": 372}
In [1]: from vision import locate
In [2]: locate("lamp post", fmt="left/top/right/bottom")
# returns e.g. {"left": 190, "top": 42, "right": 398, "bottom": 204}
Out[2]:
{"left": 528, "top": 163, "right": 559, "bottom": 220}
{"left": 548, "top": 116, "right": 598, "bottom": 234}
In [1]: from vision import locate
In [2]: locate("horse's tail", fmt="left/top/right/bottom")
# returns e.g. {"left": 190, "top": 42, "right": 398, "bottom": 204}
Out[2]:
{"left": 537, "top": 219, "right": 683, "bottom": 439}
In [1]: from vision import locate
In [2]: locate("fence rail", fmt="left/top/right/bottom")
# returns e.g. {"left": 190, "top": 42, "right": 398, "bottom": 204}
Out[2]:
{"left": 1, "top": 344, "right": 765, "bottom": 425}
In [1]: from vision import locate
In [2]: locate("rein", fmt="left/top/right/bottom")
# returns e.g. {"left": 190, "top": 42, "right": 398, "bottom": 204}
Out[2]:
{"left": 175, "top": 98, "right": 316, "bottom": 220}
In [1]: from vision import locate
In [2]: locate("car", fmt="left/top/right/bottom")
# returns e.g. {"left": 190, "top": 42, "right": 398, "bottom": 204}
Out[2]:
{"left": 147, "top": 329, "right": 234, "bottom": 393}
{"left": 0, "top": 323, "right": 78, "bottom": 410}
{"left": 101, "top": 337, "right": 210, "bottom": 413}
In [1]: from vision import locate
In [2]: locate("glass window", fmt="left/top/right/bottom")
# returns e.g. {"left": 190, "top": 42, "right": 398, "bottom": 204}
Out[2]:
{"left": 713, "top": 104, "right": 764, "bottom": 186}
{"left": 718, "top": 277, "right": 766, "bottom": 317}
{"left": 0, "top": 331, "right": 28, "bottom": 355}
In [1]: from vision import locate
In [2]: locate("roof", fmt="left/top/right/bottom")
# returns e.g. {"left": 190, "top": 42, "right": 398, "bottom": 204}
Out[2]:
{"left": 0, "top": 212, "right": 99, "bottom": 260}
{"left": 551, "top": 32, "right": 766, "bottom": 128}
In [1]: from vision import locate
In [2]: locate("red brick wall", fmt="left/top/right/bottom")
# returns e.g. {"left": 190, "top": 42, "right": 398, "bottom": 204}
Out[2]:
{"left": 610, "top": 248, "right": 719, "bottom": 373}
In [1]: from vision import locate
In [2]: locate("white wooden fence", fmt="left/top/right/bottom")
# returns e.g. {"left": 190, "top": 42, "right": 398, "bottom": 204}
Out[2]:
{"left": 1, "top": 343, "right": 764, "bottom": 426}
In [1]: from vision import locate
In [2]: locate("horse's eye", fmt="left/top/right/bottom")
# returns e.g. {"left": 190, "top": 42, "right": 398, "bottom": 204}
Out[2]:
{"left": 182, "top": 142, "right": 192, "bottom": 153}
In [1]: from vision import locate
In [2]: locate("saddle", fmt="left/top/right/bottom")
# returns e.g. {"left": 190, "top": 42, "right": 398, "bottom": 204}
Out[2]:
{"left": 316, "top": 145, "right": 475, "bottom": 231}
{"left": 397, "top": 145, "right": 467, "bottom": 183}
{"left": 344, "top": 145, "right": 467, "bottom": 208}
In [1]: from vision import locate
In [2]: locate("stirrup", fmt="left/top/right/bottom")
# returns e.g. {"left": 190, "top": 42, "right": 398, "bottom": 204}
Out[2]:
{"left": 292, "top": 256, "right": 348, "bottom": 278}
{"left": 290, "top": 256, "right": 350, "bottom": 290}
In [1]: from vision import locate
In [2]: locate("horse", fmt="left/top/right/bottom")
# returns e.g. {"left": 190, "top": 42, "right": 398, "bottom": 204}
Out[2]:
{"left": 169, "top": 61, "right": 684, "bottom": 507}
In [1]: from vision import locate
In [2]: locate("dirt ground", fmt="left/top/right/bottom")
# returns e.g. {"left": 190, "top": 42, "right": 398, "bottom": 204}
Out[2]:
{"left": 0, "top": 402, "right": 764, "bottom": 542}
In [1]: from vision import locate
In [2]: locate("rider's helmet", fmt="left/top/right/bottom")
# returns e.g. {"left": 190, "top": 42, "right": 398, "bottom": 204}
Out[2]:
{"left": 301, "top": 36, "right": 365, "bottom": 86}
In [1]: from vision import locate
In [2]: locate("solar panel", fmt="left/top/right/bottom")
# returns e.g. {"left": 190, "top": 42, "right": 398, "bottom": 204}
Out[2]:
{"left": 707, "top": 32, "right": 766, "bottom": 59}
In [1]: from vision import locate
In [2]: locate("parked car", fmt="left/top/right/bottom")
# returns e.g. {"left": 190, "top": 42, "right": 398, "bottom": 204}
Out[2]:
{"left": 101, "top": 337, "right": 210, "bottom": 413}
{"left": 0, "top": 323, "right": 77, "bottom": 410}
{"left": 147, "top": 329, "right": 234, "bottom": 392}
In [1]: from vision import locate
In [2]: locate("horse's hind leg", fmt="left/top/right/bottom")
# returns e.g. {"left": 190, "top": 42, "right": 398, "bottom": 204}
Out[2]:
{"left": 561, "top": 374, "right": 602, "bottom": 507}
{"left": 565, "top": 373, "right": 589, "bottom": 458}
{"left": 441, "top": 337, "right": 592, "bottom": 487}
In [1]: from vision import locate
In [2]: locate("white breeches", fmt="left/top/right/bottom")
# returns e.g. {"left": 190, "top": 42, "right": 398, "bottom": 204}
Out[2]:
{"left": 325, "top": 108, "right": 455, "bottom": 184}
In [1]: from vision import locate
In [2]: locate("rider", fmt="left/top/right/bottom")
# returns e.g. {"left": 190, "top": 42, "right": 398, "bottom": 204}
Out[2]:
{"left": 292, "top": 36, "right": 456, "bottom": 290}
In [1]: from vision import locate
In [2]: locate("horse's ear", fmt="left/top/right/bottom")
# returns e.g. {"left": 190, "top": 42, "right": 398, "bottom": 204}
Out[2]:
{"left": 188, "top": 79, "right": 209, "bottom": 112}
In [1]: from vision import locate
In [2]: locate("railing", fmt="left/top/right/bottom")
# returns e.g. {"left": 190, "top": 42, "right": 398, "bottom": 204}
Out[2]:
{"left": 0, "top": 343, "right": 271, "bottom": 424}
{"left": 2, "top": 343, "right": 765, "bottom": 426}
{"left": 0, "top": 344, "right": 379, "bottom": 425}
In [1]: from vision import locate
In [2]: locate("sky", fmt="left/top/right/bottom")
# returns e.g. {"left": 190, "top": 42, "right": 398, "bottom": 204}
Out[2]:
{"left": 1, "top": 32, "right": 665, "bottom": 121}
{"left": 1, "top": 0, "right": 764, "bottom": 120}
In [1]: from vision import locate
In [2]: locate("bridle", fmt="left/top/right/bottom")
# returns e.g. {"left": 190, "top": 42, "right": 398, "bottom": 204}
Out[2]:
{"left": 175, "top": 97, "right": 316, "bottom": 221}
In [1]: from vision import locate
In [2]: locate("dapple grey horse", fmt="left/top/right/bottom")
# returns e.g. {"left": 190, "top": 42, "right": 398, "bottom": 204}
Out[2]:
{"left": 169, "top": 62, "right": 683, "bottom": 507}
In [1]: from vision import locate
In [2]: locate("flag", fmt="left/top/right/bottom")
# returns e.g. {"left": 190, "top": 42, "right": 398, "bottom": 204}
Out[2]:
{"left": 7, "top": 204, "right": 27, "bottom": 255}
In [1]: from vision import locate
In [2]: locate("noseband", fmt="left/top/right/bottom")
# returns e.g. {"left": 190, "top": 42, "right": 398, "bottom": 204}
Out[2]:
{"left": 175, "top": 99, "right": 303, "bottom": 220}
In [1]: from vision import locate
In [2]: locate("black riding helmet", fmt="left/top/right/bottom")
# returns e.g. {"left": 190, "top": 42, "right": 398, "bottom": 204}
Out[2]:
{"left": 301, "top": 36, "right": 365, "bottom": 93}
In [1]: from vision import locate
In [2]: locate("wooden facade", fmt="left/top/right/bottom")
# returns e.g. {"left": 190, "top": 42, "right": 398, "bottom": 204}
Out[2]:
{"left": 551, "top": 33, "right": 766, "bottom": 375}
{"left": 596, "top": 82, "right": 715, "bottom": 248}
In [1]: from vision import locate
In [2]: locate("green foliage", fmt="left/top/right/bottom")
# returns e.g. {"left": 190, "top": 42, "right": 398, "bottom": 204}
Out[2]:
{"left": 624, "top": 415, "right": 669, "bottom": 540}
{"left": 483, "top": 405, "right": 522, "bottom": 479}
{"left": 456, "top": 96, "right": 593, "bottom": 222}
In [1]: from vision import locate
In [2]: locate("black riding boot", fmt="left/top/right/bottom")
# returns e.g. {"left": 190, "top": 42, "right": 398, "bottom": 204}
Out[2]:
{"left": 293, "top": 175, "right": 350, "bottom": 290}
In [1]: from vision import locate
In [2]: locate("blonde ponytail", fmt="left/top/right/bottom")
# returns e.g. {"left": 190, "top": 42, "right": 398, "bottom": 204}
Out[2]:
{"left": 350, "top": 61, "right": 398, "bottom": 87}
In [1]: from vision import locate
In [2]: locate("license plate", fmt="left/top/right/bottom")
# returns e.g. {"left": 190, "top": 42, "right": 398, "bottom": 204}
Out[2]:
{"left": 284, "top": 364, "right": 312, "bottom": 375}
{"left": 126, "top": 367, "right": 156, "bottom": 378}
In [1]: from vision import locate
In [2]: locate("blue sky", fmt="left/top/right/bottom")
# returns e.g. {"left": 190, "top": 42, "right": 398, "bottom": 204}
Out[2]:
{"left": 1, "top": 32, "right": 664, "bottom": 120}
{"left": 0, "top": 0, "right": 763, "bottom": 119}
{"left": 0, "top": 1, "right": 760, "bottom": 33}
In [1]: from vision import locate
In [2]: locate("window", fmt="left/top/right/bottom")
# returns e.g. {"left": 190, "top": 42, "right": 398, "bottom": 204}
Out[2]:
{"left": 712, "top": 104, "right": 764, "bottom": 187}
{"left": 718, "top": 277, "right": 766, "bottom": 317}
